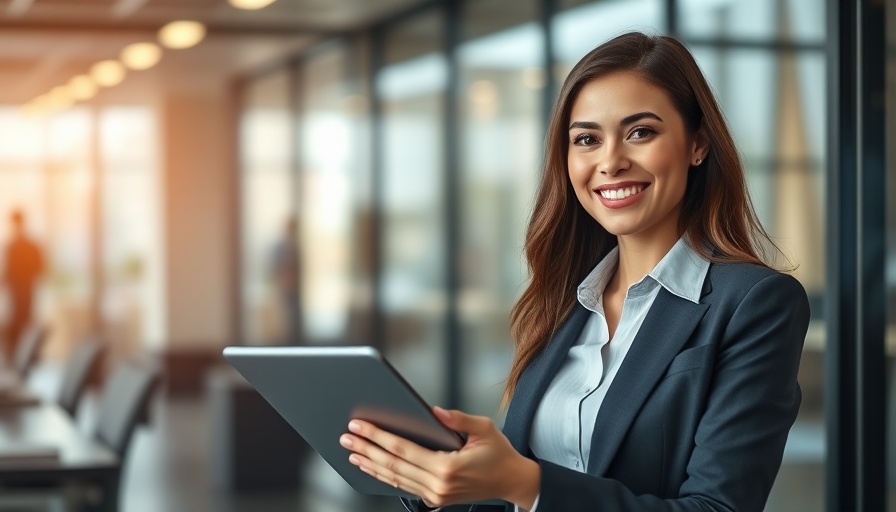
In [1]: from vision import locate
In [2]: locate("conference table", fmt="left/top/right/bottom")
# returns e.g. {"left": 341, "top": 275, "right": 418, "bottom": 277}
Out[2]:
{"left": 0, "top": 403, "right": 121, "bottom": 511}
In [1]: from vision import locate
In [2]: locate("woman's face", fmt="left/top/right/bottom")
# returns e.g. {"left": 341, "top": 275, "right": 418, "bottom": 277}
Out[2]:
{"left": 567, "top": 71, "right": 705, "bottom": 243}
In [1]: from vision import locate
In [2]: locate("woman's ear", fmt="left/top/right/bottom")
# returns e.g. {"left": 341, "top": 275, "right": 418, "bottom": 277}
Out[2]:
{"left": 690, "top": 128, "right": 710, "bottom": 166}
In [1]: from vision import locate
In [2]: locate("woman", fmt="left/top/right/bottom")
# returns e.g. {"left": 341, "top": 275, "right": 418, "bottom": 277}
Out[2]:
{"left": 340, "top": 32, "right": 809, "bottom": 512}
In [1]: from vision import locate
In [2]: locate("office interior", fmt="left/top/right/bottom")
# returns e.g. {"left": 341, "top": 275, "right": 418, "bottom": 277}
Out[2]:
{"left": 0, "top": 0, "right": 891, "bottom": 510}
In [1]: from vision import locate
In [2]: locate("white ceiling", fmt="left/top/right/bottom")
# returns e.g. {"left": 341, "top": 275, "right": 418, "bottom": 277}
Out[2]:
{"left": 0, "top": 0, "right": 429, "bottom": 105}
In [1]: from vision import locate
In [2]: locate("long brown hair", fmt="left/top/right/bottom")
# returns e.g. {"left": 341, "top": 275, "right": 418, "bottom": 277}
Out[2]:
{"left": 505, "top": 32, "right": 785, "bottom": 404}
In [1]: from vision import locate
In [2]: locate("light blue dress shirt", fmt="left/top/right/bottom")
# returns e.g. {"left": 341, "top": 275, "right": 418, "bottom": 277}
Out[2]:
{"left": 518, "top": 237, "right": 709, "bottom": 512}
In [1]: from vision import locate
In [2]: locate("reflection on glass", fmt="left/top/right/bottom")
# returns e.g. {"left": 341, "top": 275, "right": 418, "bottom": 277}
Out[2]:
{"left": 458, "top": 0, "right": 543, "bottom": 417}
{"left": 240, "top": 70, "right": 294, "bottom": 345}
{"left": 379, "top": 10, "right": 446, "bottom": 405}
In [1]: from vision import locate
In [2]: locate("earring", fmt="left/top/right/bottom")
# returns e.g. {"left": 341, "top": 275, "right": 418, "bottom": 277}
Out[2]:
{"left": 695, "top": 158, "right": 701, "bottom": 165}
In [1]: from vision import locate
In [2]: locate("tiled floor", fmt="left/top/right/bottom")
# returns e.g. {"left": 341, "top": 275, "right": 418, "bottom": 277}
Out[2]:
{"left": 26, "top": 363, "right": 826, "bottom": 512}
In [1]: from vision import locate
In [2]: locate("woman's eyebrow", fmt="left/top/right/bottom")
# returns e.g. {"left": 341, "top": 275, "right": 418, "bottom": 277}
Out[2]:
{"left": 568, "top": 121, "right": 600, "bottom": 131}
{"left": 568, "top": 112, "right": 663, "bottom": 131}
{"left": 620, "top": 111, "right": 663, "bottom": 125}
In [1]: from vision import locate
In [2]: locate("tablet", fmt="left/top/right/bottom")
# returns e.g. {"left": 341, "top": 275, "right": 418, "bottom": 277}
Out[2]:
{"left": 222, "top": 345, "right": 465, "bottom": 498}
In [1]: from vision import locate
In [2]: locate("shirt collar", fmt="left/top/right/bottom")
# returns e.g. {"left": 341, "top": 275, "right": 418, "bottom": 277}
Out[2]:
{"left": 576, "top": 237, "right": 709, "bottom": 310}
{"left": 576, "top": 247, "right": 618, "bottom": 311}
{"left": 648, "top": 237, "right": 710, "bottom": 304}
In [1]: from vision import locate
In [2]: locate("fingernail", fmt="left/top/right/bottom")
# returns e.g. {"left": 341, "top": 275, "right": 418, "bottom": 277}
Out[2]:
{"left": 348, "top": 421, "right": 361, "bottom": 433}
{"left": 340, "top": 435, "right": 353, "bottom": 448}
{"left": 349, "top": 454, "right": 360, "bottom": 465}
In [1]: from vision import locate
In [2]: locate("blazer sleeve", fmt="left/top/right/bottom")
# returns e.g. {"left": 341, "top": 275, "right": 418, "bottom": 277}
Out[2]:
{"left": 534, "top": 272, "right": 810, "bottom": 512}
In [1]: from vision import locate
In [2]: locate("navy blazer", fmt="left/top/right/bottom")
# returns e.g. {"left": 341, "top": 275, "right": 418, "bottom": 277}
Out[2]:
{"left": 405, "top": 261, "right": 809, "bottom": 512}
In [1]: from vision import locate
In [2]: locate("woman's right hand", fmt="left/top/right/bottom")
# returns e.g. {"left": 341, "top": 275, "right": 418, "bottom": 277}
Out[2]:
{"left": 341, "top": 406, "right": 540, "bottom": 509}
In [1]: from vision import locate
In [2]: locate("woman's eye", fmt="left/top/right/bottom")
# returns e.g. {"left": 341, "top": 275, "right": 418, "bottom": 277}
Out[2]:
{"left": 573, "top": 134, "right": 598, "bottom": 146}
{"left": 630, "top": 127, "right": 655, "bottom": 139}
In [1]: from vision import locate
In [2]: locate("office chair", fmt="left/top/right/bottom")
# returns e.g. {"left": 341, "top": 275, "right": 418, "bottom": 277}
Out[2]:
{"left": 56, "top": 338, "right": 105, "bottom": 418}
{"left": 12, "top": 323, "right": 49, "bottom": 379}
{"left": 0, "top": 360, "right": 159, "bottom": 512}
{"left": 71, "top": 360, "right": 161, "bottom": 512}
{"left": 93, "top": 360, "right": 160, "bottom": 460}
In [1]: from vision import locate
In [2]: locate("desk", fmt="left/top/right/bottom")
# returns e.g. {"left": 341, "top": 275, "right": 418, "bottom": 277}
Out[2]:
{"left": 0, "top": 404, "right": 120, "bottom": 511}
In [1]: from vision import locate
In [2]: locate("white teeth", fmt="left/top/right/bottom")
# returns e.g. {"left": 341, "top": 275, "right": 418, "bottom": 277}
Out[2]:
{"left": 599, "top": 185, "right": 643, "bottom": 200}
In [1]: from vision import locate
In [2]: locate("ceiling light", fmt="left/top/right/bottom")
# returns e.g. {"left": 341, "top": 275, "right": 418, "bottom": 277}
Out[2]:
{"left": 67, "top": 75, "right": 98, "bottom": 101}
{"left": 121, "top": 42, "right": 162, "bottom": 70}
{"left": 229, "top": 0, "right": 277, "bottom": 9}
{"left": 47, "top": 86, "right": 74, "bottom": 112}
{"left": 158, "top": 20, "right": 206, "bottom": 49}
{"left": 91, "top": 60, "right": 127, "bottom": 87}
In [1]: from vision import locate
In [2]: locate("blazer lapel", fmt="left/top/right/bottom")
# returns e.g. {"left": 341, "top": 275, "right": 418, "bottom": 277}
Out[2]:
{"left": 585, "top": 287, "right": 709, "bottom": 475}
{"left": 502, "top": 304, "right": 590, "bottom": 453}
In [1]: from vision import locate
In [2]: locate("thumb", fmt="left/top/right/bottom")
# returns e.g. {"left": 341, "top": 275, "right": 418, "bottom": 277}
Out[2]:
{"left": 433, "top": 406, "right": 491, "bottom": 435}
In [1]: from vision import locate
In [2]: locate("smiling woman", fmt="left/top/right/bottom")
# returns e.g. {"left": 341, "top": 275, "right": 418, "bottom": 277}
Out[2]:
{"left": 343, "top": 32, "right": 809, "bottom": 512}
{"left": 566, "top": 72, "right": 703, "bottom": 250}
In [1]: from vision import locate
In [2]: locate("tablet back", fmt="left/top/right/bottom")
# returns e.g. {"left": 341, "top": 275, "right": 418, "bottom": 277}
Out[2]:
{"left": 222, "top": 345, "right": 463, "bottom": 497}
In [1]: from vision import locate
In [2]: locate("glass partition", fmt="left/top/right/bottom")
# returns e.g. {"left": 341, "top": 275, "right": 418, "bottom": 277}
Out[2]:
{"left": 239, "top": 70, "right": 295, "bottom": 345}
{"left": 378, "top": 9, "right": 448, "bottom": 405}
{"left": 299, "top": 40, "right": 373, "bottom": 344}
{"left": 99, "top": 106, "right": 163, "bottom": 355}
{"left": 457, "top": 0, "right": 543, "bottom": 416}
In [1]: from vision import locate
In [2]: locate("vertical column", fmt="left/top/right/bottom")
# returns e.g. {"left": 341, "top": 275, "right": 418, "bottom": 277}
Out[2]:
{"left": 444, "top": 0, "right": 461, "bottom": 409}
{"left": 229, "top": 82, "right": 244, "bottom": 346}
{"left": 89, "top": 106, "right": 104, "bottom": 337}
{"left": 856, "top": 0, "right": 887, "bottom": 508}
{"left": 825, "top": 0, "right": 887, "bottom": 510}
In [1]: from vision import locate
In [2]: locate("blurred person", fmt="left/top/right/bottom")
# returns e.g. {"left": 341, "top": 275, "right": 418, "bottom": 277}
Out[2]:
{"left": 270, "top": 215, "right": 301, "bottom": 344}
{"left": 341, "top": 32, "right": 809, "bottom": 512}
{"left": 2, "top": 209, "right": 44, "bottom": 359}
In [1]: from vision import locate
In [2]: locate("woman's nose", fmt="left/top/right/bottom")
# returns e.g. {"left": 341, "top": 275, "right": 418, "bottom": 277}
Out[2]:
{"left": 598, "top": 143, "right": 630, "bottom": 176}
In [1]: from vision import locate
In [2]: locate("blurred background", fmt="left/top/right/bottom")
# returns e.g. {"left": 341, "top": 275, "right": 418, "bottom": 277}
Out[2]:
{"left": 0, "top": 0, "right": 890, "bottom": 510}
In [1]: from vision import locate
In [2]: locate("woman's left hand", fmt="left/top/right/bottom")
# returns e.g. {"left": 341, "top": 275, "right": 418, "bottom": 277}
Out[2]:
{"left": 340, "top": 406, "right": 539, "bottom": 509}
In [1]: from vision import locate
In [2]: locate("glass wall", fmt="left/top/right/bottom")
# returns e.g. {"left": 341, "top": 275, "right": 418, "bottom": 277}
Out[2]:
{"left": 100, "top": 107, "right": 164, "bottom": 355}
{"left": 299, "top": 41, "right": 373, "bottom": 345}
{"left": 239, "top": 70, "right": 294, "bottom": 345}
{"left": 0, "top": 104, "right": 162, "bottom": 360}
{"left": 377, "top": 9, "right": 448, "bottom": 405}
{"left": 44, "top": 109, "right": 94, "bottom": 354}
{"left": 457, "top": 0, "right": 543, "bottom": 416}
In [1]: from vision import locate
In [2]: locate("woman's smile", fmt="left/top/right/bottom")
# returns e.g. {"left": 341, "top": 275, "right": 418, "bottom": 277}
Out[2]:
{"left": 594, "top": 182, "right": 650, "bottom": 208}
